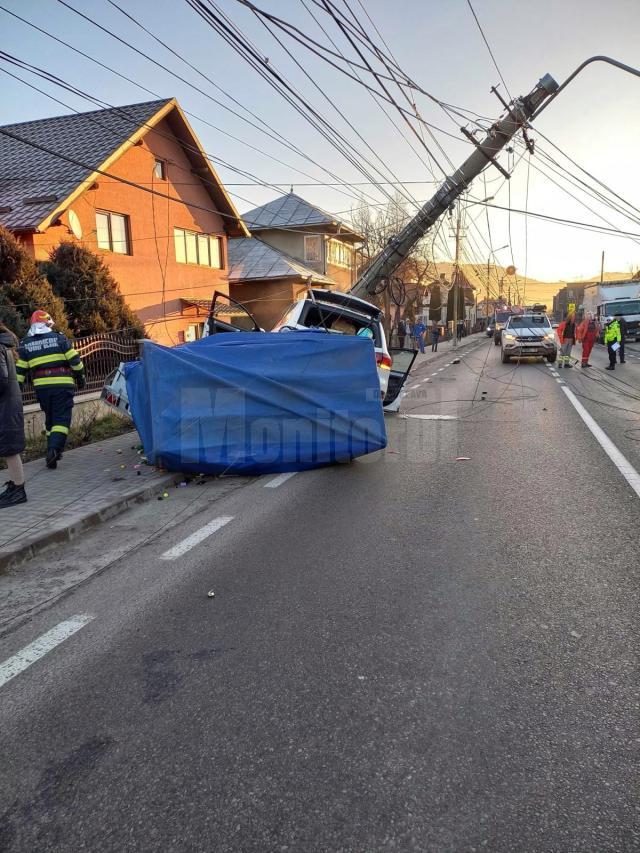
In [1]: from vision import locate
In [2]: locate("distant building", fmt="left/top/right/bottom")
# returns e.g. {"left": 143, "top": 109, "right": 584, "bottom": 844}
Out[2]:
{"left": 0, "top": 98, "right": 248, "bottom": 344}
{"left": 227, "top": 237, "right": 335, "bottom": 330}
{"left": 227, "top": 193, "right": 363, "bottom": 328}
{"left": 239, "top": 193, "right": 362, "bottom": 291}
{"left": 554, "top": 284, "right": 585, "bottom": 319}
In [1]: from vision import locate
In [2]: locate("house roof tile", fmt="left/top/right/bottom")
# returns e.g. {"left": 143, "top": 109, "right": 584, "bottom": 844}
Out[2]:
{"left": 0, "top": 99, "right": 172, "bottom": 231}
{"left": 228, "top": 237, "right": 335, "bottom": 285}
{"left": 242, "top": 192, "right": 361, "bottom": 239}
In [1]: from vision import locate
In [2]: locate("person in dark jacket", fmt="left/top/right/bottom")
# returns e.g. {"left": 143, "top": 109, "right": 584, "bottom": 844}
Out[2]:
{"left": 0, "top": 323, "right": 27, "bottom": 508}
{"left": 615, "top": 313, "right": 627, "bottom": 363}
{"left": 16, "top": 310, "right": 85, "bottom": 469}
{"left": 397, "top": 318, "right": 406, "bottom": 348}
{"left": 430, "top": 320, "right": 440, "bottom": 352}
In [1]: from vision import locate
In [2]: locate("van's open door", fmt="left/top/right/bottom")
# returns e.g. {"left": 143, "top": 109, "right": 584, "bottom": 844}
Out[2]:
{"left": 204, "top": 291, "right": 262, "bottom": 335}
{"left": 383, "top": 348, "right": 417, "bottom": 412}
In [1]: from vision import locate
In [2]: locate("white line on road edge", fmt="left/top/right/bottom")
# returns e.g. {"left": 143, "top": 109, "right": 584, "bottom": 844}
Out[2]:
{"left": 401, "top": 414, "right": 457, "bottom": 420}
{"left": 561, "top": 386, "right": 640, "bottom": 499}
{"left": 264, "top": 472, "right": 297, "bottom": 488}
{"left": 160, "top": 516, "right": 234, "bottom": 560}
{"left": 0, "top": 615, "right": 94, "bottom": 689}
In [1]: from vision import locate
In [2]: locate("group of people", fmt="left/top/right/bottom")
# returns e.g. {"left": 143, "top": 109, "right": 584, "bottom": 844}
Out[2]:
{"left": 0, "top": 310, "right": 85, "bottom": 509}
{"left": 397, "top": 318, "right": 458, "bottom": 354}
{"left": 557, "top": 312, "right": 627, "bottom": 371}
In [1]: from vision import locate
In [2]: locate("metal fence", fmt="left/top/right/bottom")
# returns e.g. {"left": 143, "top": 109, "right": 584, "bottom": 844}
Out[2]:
{"left": 21, "top": 330, "right": 141, "bottom": 406}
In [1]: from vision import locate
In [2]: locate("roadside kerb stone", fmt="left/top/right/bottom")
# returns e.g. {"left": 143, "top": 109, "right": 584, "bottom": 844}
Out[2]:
{"left": 0, "top": 432, "right": 178, "bottom": 573}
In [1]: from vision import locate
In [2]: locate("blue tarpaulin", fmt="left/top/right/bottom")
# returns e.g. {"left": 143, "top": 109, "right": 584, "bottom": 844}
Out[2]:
{"left": 124, "top": 331, "right": 387, "bottom": 475}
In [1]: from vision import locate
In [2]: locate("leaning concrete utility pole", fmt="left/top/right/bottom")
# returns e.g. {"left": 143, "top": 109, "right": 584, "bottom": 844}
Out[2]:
{"left": 350, "top": 73, "right": 559, "bottom": 300}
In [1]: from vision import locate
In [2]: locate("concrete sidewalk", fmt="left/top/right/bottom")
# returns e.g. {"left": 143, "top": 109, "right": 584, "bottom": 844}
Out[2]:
{"left": 0, "top": 432, "right": 177, "bottom": 572}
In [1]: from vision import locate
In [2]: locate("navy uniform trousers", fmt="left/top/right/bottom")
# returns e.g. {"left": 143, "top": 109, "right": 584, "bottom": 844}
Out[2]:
{"left": 37, "top": 387, "right": 75, "bottom": 451}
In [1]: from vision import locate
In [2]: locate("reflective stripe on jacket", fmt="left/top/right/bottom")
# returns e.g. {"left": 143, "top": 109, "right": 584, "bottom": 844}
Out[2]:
{"left": 16, "top": 332, "right": 84, "bottom": 388}
{"left": 603, "top": 321, "right": 622, "bottom": 345}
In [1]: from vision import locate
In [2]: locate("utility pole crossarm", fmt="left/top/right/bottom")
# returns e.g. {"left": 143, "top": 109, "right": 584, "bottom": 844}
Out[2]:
{"left": 350, "top": 73, "right": 559, "bottom": 300}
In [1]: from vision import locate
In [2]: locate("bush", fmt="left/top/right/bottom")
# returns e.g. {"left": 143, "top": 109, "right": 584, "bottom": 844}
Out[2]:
{"left": 0, "top": 226, "right": 70, "bottom": 337}
{"left": 41, "top": 242, "right": 145, "bottom": 337}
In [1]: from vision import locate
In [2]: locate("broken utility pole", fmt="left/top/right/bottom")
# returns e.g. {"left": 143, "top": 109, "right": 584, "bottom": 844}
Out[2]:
{"left": 350, "top": 73, "right": 559, "bottom": 301}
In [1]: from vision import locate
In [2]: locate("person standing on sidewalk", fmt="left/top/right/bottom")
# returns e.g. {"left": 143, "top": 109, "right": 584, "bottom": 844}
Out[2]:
{"left": 615, "top": 313, "right": 627, "bottom": 363}
{"left": 576, "top": 313, "right": 600, "bottom": 368}
{"left": 397, "top": 318, "right": 406, "bottom": 348}
{"left": 0, "top": 323, "right": 27, "bottom": 507}
{"left": 557, "top": 312, "right": 577, "bottom": 368}
{"left": 430, "top": 320, "right": 440, "bottom": 352}
{"left": 414, "top": 320, "right": 426, "bottom": 354}
{"left": 604, "top": 315, "right": 621, "bottom": 370}
{"left": 16, "top": 310, "right": 85, "bottom": 470}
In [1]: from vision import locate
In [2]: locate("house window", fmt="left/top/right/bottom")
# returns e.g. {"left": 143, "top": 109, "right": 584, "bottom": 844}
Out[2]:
{"left": 304, "top": 235, "right": 322, "bottom": 263}
{"left": 96, "top": 211, "right": 130, "bottom": 254}
{"left": 327, "top": 238, "right": 352, "bottom": 269}
{"left": 153, "top": 159, "right": 166, "bottom": 180}
{"left": 173, "top": 228, "right": 223, "bottom": 268}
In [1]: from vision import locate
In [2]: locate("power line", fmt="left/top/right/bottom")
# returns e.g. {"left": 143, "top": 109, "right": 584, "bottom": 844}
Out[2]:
{"left": 184, "top": 0, "right": 421, "bottom": 216}
{"left": 243, "top": 1, "right": 426, "bottom": 214}
{"left": 40, "top": 1, "right": 391, "bottom": 207}
{"left": 0, "top": 4, "right": 378, "bottom": 205}
{"left": 0, "top": 56, "right": 415, "bottom": 239}
{"left": 465, "top": 0, "right": 512, "bottom": 101}
{"left": 298, "top": 0, "right": 439, "bottom": 185}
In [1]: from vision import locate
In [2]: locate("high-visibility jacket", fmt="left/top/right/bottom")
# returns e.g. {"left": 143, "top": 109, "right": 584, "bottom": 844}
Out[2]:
{"left": 603, "top": 320, "right": 621, "bottom": 345}
{"left": 557, "top": 319, "right": 577, "bottom": 344}
{"left": 577, "top": 318, "right": 600, "bottom": 342}
{"left": 16, "top": 331, "right": 85, "bottom": 389}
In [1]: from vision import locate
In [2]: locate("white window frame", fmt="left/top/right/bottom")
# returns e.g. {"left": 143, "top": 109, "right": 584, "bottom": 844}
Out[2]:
{"left": 174, "top": 228, "right": 224, "bottom": 269}
{"left": 327, "top": 238, "right": 352, "bottom": 269}
{"left": 95, "top": 210, "right": 131, "bottom": 255}
{"left": 304, "top": 234, "right": 322, "bottom": 264}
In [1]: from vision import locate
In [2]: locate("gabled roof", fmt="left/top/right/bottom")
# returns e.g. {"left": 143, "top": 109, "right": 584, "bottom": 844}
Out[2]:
{"left": 242, "top": 192, "right": 362, "bottom": 240}
{"left": 0, "top": 98, "right": 248, "bottom": 237}
{"left": 228, "top": 237, "right": 335, "bottom": 285}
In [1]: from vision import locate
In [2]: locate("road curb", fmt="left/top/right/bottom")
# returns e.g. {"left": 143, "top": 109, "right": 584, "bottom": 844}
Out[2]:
{"left": 0, "top": 472, "right": 179, "bottom": 574}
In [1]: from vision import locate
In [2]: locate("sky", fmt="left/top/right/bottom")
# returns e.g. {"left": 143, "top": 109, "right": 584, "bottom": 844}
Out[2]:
{"left": 2, "top": 0, "right": 640, "bottom": 285}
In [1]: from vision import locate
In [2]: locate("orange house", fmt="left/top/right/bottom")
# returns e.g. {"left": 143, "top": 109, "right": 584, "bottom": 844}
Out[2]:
{"left": 0, "top": 98, "right": 248, "bottom": 344}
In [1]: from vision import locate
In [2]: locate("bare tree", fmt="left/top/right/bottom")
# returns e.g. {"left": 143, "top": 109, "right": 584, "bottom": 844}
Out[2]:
{"left": 351, "top": 193, "right": 434, "bottom": 337}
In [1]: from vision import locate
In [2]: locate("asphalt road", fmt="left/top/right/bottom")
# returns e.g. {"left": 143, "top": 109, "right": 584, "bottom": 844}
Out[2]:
{"left": 1, "top": 338, "right": 640, "bottom": 852}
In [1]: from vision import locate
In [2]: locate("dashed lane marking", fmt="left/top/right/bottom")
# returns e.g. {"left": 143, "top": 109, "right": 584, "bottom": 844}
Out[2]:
{"left": 160, "top": 516, "right": 234, "bottom": 560}
{"left": 264, "top": 472, "right": 297, "bottom": 488}
{"left": 562, "top": 386, "right": 640, "bottom": 500}
{"left": 0, "top": 615, "right": 95, "bottom": 690}
{"left": 401, "top": 414, "right": 457, "bottom": 421}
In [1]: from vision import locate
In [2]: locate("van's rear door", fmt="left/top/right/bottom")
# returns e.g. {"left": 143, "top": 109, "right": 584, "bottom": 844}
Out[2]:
{"left": 204, "top": 291, "right": 262, "bottom": 335}
{"left": 383, "top": 348, "right": 417, "bottom": 411}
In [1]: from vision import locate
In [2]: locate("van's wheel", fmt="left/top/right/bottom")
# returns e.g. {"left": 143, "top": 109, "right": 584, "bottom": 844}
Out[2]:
{"left": 501, "top": 350, "right": 510, "bottom": 363}
{"left": 547, "top": 354, "right": 557, "bottom": 363}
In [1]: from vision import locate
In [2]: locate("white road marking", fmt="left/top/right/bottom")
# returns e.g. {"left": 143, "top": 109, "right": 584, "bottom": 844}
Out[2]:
{"left": 0, "top": 615, "right": 94, "bottom": 689}
{"left": 562, "top": 386, "right": 640, "bottom": 499}
{"left": 264, "top": 472, "right": 297, "bottom": 488}
{"left": 160, "top": 516, "right": 234, "bottom": 560}
{"left": 401, "top": 414, "right": 457, "bottom": 420}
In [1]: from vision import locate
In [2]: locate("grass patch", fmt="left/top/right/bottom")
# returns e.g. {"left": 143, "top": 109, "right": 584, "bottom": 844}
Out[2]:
{"left": 16, "top": 411, "right": 134, "bottom": 464}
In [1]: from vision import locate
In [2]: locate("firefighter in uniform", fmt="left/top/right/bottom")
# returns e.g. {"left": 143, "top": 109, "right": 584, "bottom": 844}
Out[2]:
{"left": 16, "top": 311, "right": 85, "bottom": 469}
